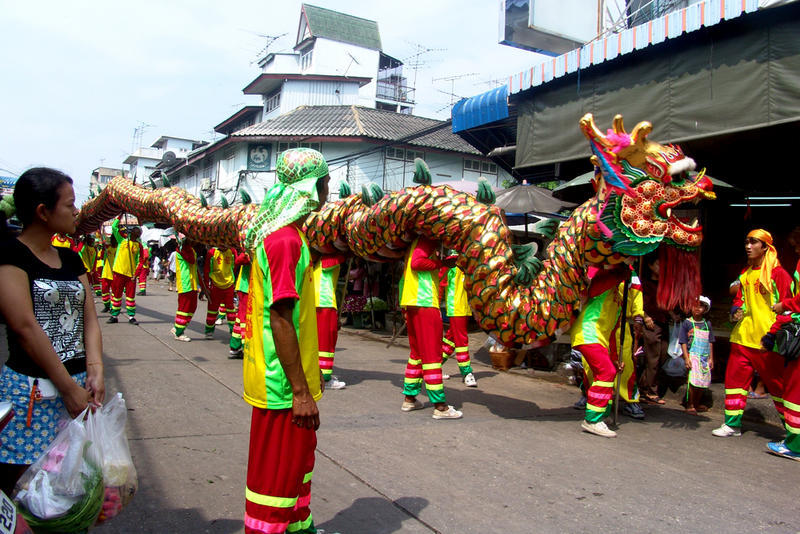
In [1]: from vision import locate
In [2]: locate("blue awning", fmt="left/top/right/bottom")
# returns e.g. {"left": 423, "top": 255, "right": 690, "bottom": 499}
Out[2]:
{"left": 451, "top": 85, "right": 509, "bottom": 133}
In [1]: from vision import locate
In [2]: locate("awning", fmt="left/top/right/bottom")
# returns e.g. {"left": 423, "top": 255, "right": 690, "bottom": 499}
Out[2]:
{"left": 452, "top": 85, "right": 509, "bottom": 133}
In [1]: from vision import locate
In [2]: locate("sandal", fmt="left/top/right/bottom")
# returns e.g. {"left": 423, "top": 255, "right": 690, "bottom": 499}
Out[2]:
{"left": 697, "top": 405, "right": 709, "bottom": 413}
{"left": 642, "top": 395, "right": 666, "bottom": 405}
{"left": 685, "top": 407, "right": 698, "bottom": 415}
{"left": 748, "top": 392, "right": 769, "bottom": 399}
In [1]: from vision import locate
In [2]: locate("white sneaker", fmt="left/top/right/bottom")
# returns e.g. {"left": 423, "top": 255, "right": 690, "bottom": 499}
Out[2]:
{"left": 215, "top": 316, "right": 224, "bottom": 325}
{"left": 442, "top": 372, "right": 451, "bottom": 380}
{"left": 173, "top": 330, "right": 191, "bottom": 342}
{"left": 328, "top": 377, "right": 346, "bottom": 390}
{"left": 432, "top": 405, "right": 463, "bottom": 419}
{"left": 401, "top": 399, "right": 424, "bottom": 412}
{"left": 463, "top": 372, "right": 477, "bottom": 387}
{"left": 711, "top": 424, "right": 741, "bottom": 437}
{"left": 581, "top": 419, "right": 617, "bottom": 438}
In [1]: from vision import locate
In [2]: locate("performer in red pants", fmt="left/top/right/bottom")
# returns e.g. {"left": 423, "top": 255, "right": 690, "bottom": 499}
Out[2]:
{"left": 203, "top": 247, "right": 236, "bottom": 344}
{"left": 399, "top": 237, "right": 461, "bottom": 419}
{"left": 172, "top": 240, "right": 199, "bottom": 342}
{"left": 314, "top": 254, "right": 346, "bottom": 390}
{"left": 712, "top": 230, "right": 790, "bottom": 438}
{"left": 229, "top": 250, "right": 250, "bottom": 358}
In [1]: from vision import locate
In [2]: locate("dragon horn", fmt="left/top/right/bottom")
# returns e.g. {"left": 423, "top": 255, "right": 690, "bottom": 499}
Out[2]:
{"left": 580, "top": 113, "right": 613, "bottom": 148}
{"left": 630, "top": 121, "right": 653, "bottom": 145}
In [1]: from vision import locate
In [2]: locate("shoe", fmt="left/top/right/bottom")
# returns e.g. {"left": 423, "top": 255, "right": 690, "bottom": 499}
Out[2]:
{"left": 696, "top": 405, "right": 710, "bottom": 413}
{"left": 685, "top": 407, "right": 698, "bottom": 415}
{"left": 128, "top": 317, "right": 138, "bottom": 325}
{"left": 442, "top": 372, "right": 450, "bottom": 380}
{"left": 215, "top": 316, "right": 224, "bottom": 325}
{"left": 711, "top": 424, "right": 741, "bottom": 437}
{"left": 106, "top": 316, "right": 118, "bottom": 324}
{"left": 204, "top": 331, "right": 214, "bottom": 340}
{"left": 228, "top": 348, "right": 243, "bottom": 359}
{"left": 622, "top": 402, "right": 645, "bottom": 420}
{"left": 641, "top": 395, "right": 665, "bottom": 405}
{"left": 748, "top": 392, "right": 769, "bottom": 399}
{"left": 401, "top": 399, "right": 424, "bottom": 412}
{"left": 573, "top": 396, "right": 587, "bottom": 410}
{"left": 463, "top": 372, "right": 477, "bottom": 387}
{"left": 328, "top": 377, "right": 346, "bottom": 390}
{"left": 137, "top": 291, "right": 146, "bottom": 296}
{"left": 172, "top": 330, "right": 191, "bottom": 342}
{"left": 581, "top": 419, "right": 617, "bottom": 438}
{"left": 766, "top": 441, "right": 800, "bottom": 461}
{"left": 432, "top": 405, "right": 463, "bottom": 419}
{"left": 102, "top": 304, "right": 111, "bottom": 312}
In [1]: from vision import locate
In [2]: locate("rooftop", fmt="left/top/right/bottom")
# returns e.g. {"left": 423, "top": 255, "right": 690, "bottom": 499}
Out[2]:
{"left": 300, "top": 4, "right": 382, "bottom": 51}
{"left": 232, "top": 105, "right": 480, "bottom": 155}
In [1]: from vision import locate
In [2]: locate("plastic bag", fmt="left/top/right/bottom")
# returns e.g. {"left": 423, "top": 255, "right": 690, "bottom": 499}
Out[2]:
{"left": 86, "top": 392, "right": 137, "bottom": 524}
{"left": 14, "top": 406, "right": 105, "bottom": 530}
{"left": 667, "top": 322, "right": 682, "bottom": 359}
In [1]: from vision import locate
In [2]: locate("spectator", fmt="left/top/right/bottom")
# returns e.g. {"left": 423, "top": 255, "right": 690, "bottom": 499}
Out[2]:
{"left": 0, "top": 167, "right": 104, "bottom": 495}
{"left": 679, "top": 296, "right": 715, "bottom": 414}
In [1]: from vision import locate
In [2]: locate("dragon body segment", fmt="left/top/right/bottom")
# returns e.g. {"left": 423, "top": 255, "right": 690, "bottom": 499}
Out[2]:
{"left": 76, "top": 114, "right": 715, "bottom": 348}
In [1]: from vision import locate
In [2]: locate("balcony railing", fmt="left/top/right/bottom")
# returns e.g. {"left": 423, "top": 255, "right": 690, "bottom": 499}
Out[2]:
{"left": 376, "top": 80, "right": 415, "bottom": 104}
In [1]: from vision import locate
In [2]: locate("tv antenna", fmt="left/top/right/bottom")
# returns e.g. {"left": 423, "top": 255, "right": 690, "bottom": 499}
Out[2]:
{"left": 250, "top": 32, "right": 289, "bottom": 65}
{"left": 131, "top": 122, "right": 153, "bottom": 153}
{"left": 432, "top": 73, "right": 478, "bottom": 107}
{"left": 474, "top": 77, "right": 506, "bottom": 89}
{"left": 403, "top": 40, "right": 446, "bottom": 89}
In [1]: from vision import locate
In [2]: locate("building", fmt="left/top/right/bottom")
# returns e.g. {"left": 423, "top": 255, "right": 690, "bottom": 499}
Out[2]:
{"left": 166, "top": 105, "right": 509, "bottom": 205}
{"left": 124, "top": 136, "right": 205, "bottom": 185}
{"left": 165, "top": 4, "right": 508, "bottom": 204}
{"left": 89, "top": 166, "right": 124, "bottom": 193}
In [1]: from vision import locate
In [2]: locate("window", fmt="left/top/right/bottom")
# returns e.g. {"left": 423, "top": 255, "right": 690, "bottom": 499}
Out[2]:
{"left": 385, "top": 147, "right": 404, "bottom": 160}
{"left": 300, "top": 47, "right": 313, "bottom": 71}
{"left": 265, "top": 90, "right": 281, "bottom": 113}
{"left": 404, "top": 150, "right": 424, "bottom": 162}
{"left": 464, "top": 159, "right": 497, "bottom": 174}
{"left": 277, "top": 142, "right": 321, "bottom": 153}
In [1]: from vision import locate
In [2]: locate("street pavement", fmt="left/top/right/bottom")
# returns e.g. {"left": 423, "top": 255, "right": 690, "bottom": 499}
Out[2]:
{"left": 74, "top": 280, "right": 800, "bottom": 534}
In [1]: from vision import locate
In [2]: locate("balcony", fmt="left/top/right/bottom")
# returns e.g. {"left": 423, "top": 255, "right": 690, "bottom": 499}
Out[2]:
{"left": 376, "top": 80, "right": 415, "bottom": 104}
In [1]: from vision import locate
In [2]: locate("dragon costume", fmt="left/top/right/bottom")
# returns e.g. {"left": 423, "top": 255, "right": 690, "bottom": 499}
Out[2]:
{"left": 76, "top": 114, "right": 715, "bottom": 347}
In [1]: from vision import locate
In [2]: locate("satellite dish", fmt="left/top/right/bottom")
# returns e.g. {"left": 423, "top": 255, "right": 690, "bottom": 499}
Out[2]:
{"left": 161, "top": 151, "right": 177, "bottom": 166}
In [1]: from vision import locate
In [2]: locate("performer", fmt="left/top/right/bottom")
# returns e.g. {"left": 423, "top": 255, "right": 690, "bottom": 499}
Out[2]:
{"left": 581, "top": 270, "right": 645, "bottom": 420}
{"left": 107, "top": 216, "right": 141, "bottom": 325}
{"left": 50, "top": 232, "right": 74, "bottom": 249}
{"left": 314, "top": 253, "right": 347, "bottom": 390}
{"left": 100, "top": 234, "right": 118, "bottom": 312}
{"left": 92, "top": 234, "right": 104, "bottom": 296}
{"left": 135, "top": 244, "right": 150, "bottom": 295}
{"left": 712, "top": 229, "right": 791, "bottom": 437}
{"left": 76, "top": 234, "right": 99, "bottom": 295}
{"left": 570, "top": 266, "right": 629, "bottom": 438}
{"left": 172, "top": 239, "right": 199, "bottom": 342}
{"left": 242, "top": 148, "right": 328, "bottom": 534}
{"left": 440, "top": 264, "right": 478, "bottom": 387}
{"left": 769, "top": 272, "right": 800, "bottom": 460}
{"left": 203, "top": 247, "right": 236, "bottom": 343}
{"left": 229, "top": 250, "right": 250, "bottom": 358}
{"left": 399, "top": 236, "right": 462, "bottom": 419}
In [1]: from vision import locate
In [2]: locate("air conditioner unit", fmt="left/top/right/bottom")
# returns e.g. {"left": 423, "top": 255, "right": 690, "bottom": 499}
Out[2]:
{"left": 200, "top": 178, "right": 211, "bottom": 190}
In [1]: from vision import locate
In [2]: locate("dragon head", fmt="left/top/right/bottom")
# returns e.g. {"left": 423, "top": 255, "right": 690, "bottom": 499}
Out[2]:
{"left": 579, "top": 114, "right": 715, "bottom": 310}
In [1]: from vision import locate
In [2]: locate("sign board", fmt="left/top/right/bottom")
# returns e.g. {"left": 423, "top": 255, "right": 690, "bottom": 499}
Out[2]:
{"left": 0, "top": 176, "right": 16, "bottom": 197}
{"left": 247, "top": 144, "right": 271, "bottom": 171}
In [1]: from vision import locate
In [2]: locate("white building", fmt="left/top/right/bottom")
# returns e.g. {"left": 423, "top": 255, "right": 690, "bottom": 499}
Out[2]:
{"left": 124, "top": 136, "right": 205, "bottom": 185}
{"left": 165, "top": 4, "right": 511, "bottom": 205}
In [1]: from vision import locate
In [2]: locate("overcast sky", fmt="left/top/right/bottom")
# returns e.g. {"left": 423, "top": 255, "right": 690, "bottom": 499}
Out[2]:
{"left": 0, "top": 0, "right": 547, "bottom": 202}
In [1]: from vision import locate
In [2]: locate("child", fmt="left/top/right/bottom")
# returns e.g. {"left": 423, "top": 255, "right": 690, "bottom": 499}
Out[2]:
{"left": 679, "top": 296, "right": 715, "bottom": 414}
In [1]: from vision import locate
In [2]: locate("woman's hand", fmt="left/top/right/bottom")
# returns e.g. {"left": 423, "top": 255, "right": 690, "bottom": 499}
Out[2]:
{"left": 86, "top": 364, "right": 105, "bottom": 405}
{"left": 62, "top": 382, "right": 93, "bottom": 418}
{"left": 644, "top": 316, "right": 655, "bottom": 330}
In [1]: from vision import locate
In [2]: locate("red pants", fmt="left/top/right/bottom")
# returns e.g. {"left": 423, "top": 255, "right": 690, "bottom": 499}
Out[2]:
{"left": 576, "top": 343, "right": 618, "bottom": 423}
{"left": 442, "top": 315, "right": 473, "bottom": 376}
{"left": 782, "top": 359, "right": 800, "bottom": 452}
{"left": 110, "top": 273, "right": 136, "bottom": 317}
{"left": 403, "top": 307, "right": 445, "bottom": 404}
{"left": 723, "top": 343, "right": 785, "bottom": 428}
{"left": 245, "top": 408, "right": 316, "bottom": 534}
{"left": 101, "top": 277, "right": 112, "bottom": 304}
{"left": 205, "top": 284, "right": 236, "bottom": 331}
{"left": 137, "top": 268, "right": 149, "bottom": 292}
{"left": 316, "top": 307, "right": 338, "bottom": 380}
{"left": 174, "top": 291, "right": 198, "bottom": 335}
{"left": 231, "top": 291, "right": 248, "bottom": 351}
{"left": 93, "top": 268, "right": 102, "bottom": 294}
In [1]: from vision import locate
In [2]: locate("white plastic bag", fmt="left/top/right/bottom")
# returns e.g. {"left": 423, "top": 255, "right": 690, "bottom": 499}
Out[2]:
{"left": 667, "top": 322, "right": 683, "bottom": 358}
{"left": 85, "top": 392, "right": 137, "bottom": 524}
{"left": 14, "top": 406, "right": 100, "bottom": 520}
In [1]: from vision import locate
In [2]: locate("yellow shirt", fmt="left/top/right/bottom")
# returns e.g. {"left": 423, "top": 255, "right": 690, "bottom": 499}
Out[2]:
{"left": 731, "top": 267, "right": 777, "bottom": 349}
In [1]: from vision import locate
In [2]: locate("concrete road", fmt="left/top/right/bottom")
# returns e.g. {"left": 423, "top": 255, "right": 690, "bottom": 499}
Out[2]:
{"left": 85, "top": 281, "right": 798, "bottom": 534}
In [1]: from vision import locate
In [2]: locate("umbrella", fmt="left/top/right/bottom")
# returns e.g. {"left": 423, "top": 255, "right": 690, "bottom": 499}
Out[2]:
{"left": 494, "top": 181, "right": 577, "bottom": 216}
{"left": 552, "top": 170, "right": 739, "bottom": 202}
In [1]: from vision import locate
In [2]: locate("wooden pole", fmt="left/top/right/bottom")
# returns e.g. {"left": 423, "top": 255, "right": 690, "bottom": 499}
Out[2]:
{"left": 612, "top": 276, "right": 630, "bottom": 426}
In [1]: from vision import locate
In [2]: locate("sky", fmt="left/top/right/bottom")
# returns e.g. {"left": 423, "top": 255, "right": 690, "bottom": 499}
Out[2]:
{"left": 0, "top": 0, "right": 547, "bottom": 203}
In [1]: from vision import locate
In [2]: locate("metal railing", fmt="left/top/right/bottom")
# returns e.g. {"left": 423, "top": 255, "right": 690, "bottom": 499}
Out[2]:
{"left": 376, "top": 80, "right": 415, "bottom": 104}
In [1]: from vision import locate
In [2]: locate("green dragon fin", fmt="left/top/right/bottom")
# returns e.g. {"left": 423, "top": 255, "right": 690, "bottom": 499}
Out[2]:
{"left": 412, "top": 158, "right": 431, "bottom": 185}
{"left": 476, "top": 177, "right": 495, "bottom": 205}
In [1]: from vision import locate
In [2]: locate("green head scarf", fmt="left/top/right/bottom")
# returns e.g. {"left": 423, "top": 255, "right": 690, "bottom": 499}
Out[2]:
{"left": 244, "top": 148, "right": 329, "bottom": 249}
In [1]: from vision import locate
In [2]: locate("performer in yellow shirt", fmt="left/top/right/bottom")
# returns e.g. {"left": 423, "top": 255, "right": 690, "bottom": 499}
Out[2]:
{"left": 107, "top": 216, "right": 142, "bottom": 324}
